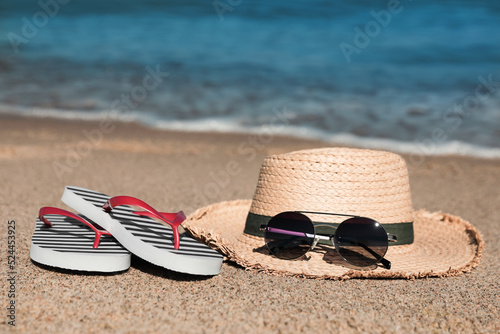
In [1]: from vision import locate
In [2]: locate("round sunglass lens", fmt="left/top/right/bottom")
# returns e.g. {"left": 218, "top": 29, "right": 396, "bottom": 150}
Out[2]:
{"left": 264, "top": 212, "right": 315, "bottom": 260}
{"left": 333, "top": 217, "right": 388, "bottom": 267}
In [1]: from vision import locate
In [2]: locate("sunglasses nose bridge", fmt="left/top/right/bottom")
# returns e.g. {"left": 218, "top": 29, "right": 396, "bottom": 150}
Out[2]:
{"left": 310, "top": 234, "right": 335, "bottom": 251}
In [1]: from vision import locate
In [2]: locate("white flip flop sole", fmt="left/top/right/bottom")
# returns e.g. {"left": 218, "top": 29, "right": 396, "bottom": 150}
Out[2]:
{"left": 62, "top": 186, "right": 223, "bottom": 276}
{"left": 30, "top": 215, "right": 131, "bottom": 272}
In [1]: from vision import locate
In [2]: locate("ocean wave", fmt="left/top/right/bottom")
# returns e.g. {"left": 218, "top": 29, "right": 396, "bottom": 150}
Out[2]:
{"left": 2, "top": 105, "right": 499, "bottom": 160}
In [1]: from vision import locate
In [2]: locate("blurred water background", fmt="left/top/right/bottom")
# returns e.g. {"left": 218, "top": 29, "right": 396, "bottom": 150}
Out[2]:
{"left": 1, "top": 0, "right": 499, "bottom": 157}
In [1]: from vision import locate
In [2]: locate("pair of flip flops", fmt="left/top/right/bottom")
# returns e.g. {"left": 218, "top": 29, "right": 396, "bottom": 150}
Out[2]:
{"left": 30, "top": 186, "right": 223, "bottom": 275}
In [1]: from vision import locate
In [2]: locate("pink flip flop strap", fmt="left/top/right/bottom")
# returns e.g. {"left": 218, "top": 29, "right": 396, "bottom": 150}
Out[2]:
{"left": 38, "top": 207, "right": 112, "bottom": 249}
{"left": 102, "top": 196, "right": 185, "bottom": 250}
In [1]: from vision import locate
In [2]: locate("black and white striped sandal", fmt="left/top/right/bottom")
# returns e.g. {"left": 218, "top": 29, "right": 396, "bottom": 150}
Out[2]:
{"left": 61, "top": 186, "right": 223, "bottom": 276}
{"left": 30, "top": 207, "right": 131, "bottom": 272}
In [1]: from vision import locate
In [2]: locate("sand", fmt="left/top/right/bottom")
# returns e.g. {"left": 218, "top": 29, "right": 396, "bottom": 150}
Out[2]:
{"left": 0, "top": 115, "right": 498, "bottom": 333}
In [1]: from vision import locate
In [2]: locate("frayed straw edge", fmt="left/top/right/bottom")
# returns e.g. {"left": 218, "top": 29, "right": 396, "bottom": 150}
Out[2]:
{"left": 185, "top": 205, "right": 485, "bottom": 280}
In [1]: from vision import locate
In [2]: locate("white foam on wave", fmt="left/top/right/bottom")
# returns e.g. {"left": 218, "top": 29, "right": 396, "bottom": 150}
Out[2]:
{"left": 2, "top": 105, "right": 500, "bottom": 160}
{"left": 155, "top": 117, "right": 500, "bottom": 160}
{"left": 0, "top": 104, "right": 140, "bottom": 122}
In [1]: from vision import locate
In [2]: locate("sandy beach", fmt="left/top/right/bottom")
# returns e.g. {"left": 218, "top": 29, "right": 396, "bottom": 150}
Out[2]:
{"left": 0, "top": 115, "right": 498, "bottom": 333}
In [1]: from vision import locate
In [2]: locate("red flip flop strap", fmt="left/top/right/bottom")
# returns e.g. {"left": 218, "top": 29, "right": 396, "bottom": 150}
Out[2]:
{"left": 104, "top": 196, "right": 162, "bottom": 218}
{"left": 132, "top": 211, "right": 185, "bottom": 226}
{"left": 173, "top": 211, "right": 186, "bottom": 225}
{"left": 103, "top": 196, "right": 184, "bottom": 249}
{"left": 38, "top": 207, "right": 111, "bottom": 249}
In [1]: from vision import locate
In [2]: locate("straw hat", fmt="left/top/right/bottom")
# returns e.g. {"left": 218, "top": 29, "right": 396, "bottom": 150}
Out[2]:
{"left": 183, "top": 147, "right": 484, "bottom": 279}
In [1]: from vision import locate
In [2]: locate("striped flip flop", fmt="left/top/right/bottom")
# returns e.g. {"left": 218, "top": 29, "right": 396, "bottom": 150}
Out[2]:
{"left": 30, "top": 207, "right": 131, "bottom": 272}
{"left": 61, "top": 186, "right": 223, "bottom": 276}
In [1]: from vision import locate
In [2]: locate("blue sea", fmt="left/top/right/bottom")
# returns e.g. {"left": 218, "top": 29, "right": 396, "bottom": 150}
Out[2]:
{"left": 1, "top": 0, "right": 499, "bottom": 157}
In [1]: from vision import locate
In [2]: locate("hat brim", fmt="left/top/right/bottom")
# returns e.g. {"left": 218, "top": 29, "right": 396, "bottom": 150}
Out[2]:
{"left": 184, "top": 200, "right": 484, "bottom": 280}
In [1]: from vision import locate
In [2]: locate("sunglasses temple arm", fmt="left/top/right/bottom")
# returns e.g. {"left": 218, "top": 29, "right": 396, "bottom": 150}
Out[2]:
{"left": 356, "top": 242, "right": 391, "bottom": 269}
{"left": 380, "top": 258, "right": 391, "bottom": 270}
{"left": 263, "top": 226, "right": 312, "bottom": 238}
{"left": 262, "top": 226, "right": 328, "bottom": 249}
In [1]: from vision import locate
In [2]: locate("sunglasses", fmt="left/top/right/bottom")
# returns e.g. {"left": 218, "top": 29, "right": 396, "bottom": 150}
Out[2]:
{"left": 260, "top": 211, "right": 397, "bottom": 269}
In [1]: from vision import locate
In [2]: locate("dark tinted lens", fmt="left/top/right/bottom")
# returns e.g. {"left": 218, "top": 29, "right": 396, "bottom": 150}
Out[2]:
{"left": 264, "top": 212, "right": 315, "bottom": 260}
{"left": 334, "top": 217, "right": 388, "bottom": 267}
